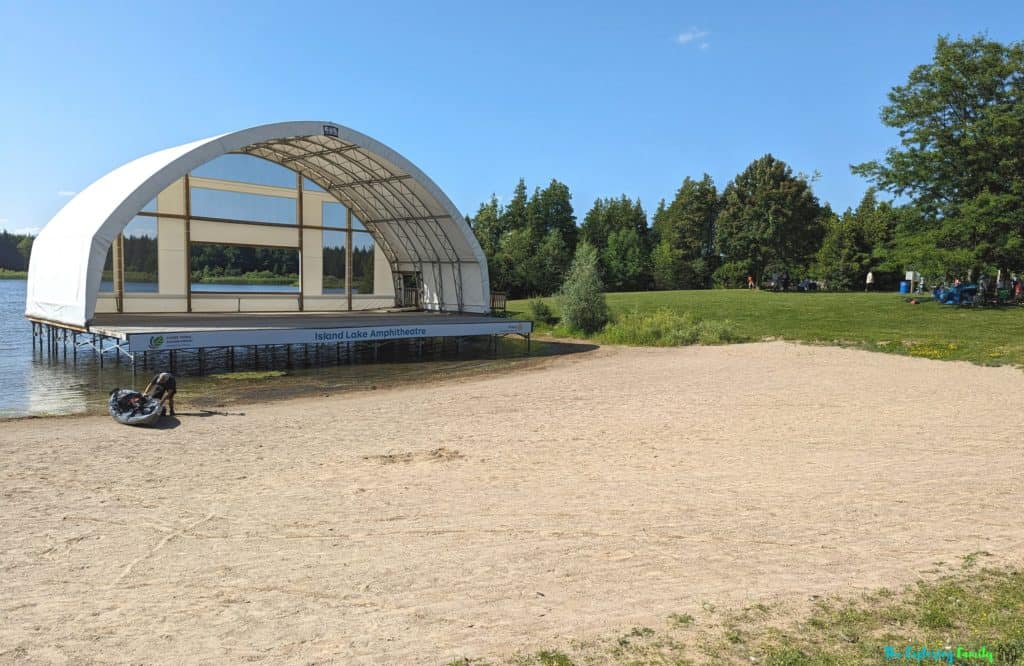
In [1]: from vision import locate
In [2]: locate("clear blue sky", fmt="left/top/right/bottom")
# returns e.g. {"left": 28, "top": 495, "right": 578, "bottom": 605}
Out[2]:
{"left": 1, "top": 1, "right": 1022, "bottom": 235}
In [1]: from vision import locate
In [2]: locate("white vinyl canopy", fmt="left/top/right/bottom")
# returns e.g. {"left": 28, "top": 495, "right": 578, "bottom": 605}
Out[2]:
{"left": 25, "top": 121, "right": 489, "bottom": 327}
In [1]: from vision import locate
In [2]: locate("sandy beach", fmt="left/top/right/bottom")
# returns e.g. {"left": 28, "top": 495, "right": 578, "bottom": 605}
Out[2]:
{"left": 2, "top": 341, "right": 1023, "bottom": 664}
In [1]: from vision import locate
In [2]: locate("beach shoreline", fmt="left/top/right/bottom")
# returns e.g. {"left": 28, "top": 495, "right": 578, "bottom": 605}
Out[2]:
{"left": 0, "top": 338, "right": 596, "bottom": 422}
{"left": 3, "top": 341, "right": 1022, "bottom": 663}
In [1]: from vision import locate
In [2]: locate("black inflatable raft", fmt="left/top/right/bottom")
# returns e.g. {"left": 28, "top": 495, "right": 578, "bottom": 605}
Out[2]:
{"left": 108, "top": 389, "right": 163, "bottom": 427}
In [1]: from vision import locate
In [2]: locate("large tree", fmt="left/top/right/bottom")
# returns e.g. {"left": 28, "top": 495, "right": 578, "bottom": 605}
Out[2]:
{"left": 852, "top": 35, "right": 1024, "bottom": 276}
{"left": 580, "top": 195, "right": 649, "bottom": 291}
{"left": 715, "top": 154, "right": 824, "bottom": 284}
{"left": 526, "top": 179, "right": 578, "bottom": 294}
{"left": 816, "top": 189, "right": 898, "bottom": 290}
{"left": 468, "top": 178, "right": 577, "bottom": 297}
{"left": 651, "top": 174, "right": 719, "bottom": 289}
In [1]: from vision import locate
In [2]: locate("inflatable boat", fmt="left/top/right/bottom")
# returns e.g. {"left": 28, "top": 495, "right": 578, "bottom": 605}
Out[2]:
{"left": 108, "top": 389, "right": 163, "bottom": 427}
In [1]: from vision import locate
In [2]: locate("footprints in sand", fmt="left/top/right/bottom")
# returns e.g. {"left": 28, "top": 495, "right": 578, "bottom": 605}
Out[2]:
{"left": 362, "top": 447, "right": 464, "bottom": 465}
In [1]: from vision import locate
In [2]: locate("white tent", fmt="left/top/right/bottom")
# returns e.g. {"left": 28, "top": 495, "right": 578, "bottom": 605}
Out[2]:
{"left": 26, "top": 121, "right": 489, "bottom": 327}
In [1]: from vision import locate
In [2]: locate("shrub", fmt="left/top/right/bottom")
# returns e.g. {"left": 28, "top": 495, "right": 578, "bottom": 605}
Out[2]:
{"left": 558, "top": 242, "right": 609, "bottom": 333}
{"left": 528, "top": 298, "right": 557, "bottom": 325}
{"left": 713, "top": 260, "right": 753, "bottom": 288}
{"left": 598, "top": 308, "right": 742, "bottom": 346}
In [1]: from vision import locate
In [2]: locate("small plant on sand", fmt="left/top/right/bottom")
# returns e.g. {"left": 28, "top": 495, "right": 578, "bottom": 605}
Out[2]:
{"left": 669, "top": 612, "right": 695, "bottom": 626}
{"left": 533, "top": 650, "right": 574, "bottom": 666}
{"left": 557, "top": 242, "right": 609, "bottom": 334}
{"left": 961, "top": 550, "right": 992, "bottom": 569}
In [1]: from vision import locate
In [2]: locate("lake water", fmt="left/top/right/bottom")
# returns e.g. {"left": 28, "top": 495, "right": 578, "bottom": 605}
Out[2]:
{"left": 0, "top": 279, "right": 130, "bottom": 417}
{"left": 0, "top": 279, "right": 561, "bottom": 418}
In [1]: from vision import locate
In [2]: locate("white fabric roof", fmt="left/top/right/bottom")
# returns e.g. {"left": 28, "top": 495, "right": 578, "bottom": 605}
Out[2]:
{"left": 25, "top": 121, "right": 489, "bottom": 327}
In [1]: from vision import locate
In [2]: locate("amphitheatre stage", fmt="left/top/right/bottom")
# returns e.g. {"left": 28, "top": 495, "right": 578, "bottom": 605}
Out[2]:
{"left": 29, "top": 310, "right": 531, "bottom": 371}
{"left": 24, "top": 120, "right": 526, "bottom": 372}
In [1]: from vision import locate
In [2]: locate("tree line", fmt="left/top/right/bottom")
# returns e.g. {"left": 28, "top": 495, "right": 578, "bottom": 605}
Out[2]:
{"left": 93, "top": 238, "right": 376, "bottom": 291}
{"left": 470, "top": 156, "right": 842, "bottom": 297}
{"left": 0, "top": 231, "right": 33, "bottom": 271}
{"left": 470, "top": 35, "right": 1024, "bottom": 297}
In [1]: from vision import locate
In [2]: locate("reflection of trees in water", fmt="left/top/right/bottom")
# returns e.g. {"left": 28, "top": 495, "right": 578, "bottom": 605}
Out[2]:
{"left": 125, "top": 235, "right": 158, "bottom": 279}
{"left": 323, "top": 246, "right": 375, "bottom": 293}
{"left": 190, "top": 244, "right": 299, "bottom": 278}
{"left": 102, "top": 235, "right": 159, "bottom": 282}
{"left": 100, "top": 237, "right": 375, "bottom": 292}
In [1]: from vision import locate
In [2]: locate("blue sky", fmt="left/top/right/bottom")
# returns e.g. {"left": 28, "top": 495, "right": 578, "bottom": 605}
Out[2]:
{"left": 1, "top": 1, "right": 1022, "bottom": 235}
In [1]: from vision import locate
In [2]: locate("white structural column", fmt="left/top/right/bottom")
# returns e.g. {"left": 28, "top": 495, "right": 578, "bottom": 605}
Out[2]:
{"left": 301, "top": 182, "right": 324, "bottom": 297}
{"left": 156, "top": 178, "right": 188, "bottom": 313}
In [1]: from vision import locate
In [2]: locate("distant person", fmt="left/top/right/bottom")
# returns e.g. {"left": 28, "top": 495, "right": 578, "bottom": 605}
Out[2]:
{"left": 865, "top": 271, "right": 875, "bottom": 292}
{"left": 746, "top": 274, "right": 755, "bottom": 290}
{"left": 781, "top": 270, "right": 791, "bottom": 291}
{"left": 144, "top": 372, "right": 177, "bottom": 417}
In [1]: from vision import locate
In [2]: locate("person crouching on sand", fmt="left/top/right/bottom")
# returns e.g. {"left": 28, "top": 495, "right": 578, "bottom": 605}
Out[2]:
{"left": 143, "top": 372, "right": 177, "bottom": 416}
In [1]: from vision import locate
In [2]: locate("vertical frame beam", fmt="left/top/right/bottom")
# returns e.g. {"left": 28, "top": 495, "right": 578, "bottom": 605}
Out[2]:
{"left": 184, "top": 174, "right": 193, "bottom": 313}
{"left": 296, "top": 173, "right": 305, "bottom": 311}
{"left": 346, "top": 207, "right": 354, "bottom": 311}
{"left": 112, "top": 232, "right": 125, "bottom": 313}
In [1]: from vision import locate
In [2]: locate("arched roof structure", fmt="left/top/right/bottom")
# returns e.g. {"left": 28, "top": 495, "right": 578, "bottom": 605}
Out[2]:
{"left": 25, "top": 121, "right": 489, "bottom": 327}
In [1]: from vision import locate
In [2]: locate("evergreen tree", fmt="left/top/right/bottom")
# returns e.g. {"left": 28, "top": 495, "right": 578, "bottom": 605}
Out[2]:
{"left": 651, "top": 174, "right": 719, "bottom": 288}
{"left": 715, "top": 154, "right": 825, "bottom": 284}
{"left": 501, "top": 178, "right": 530, "bottom": 237}
{"left": 527, "top": 179, "right": 578, "bottom": 293}
{"left": 558, "top": 241, "right": 609, "bottom": 334}
{"left": 580, "top": 195, "right": 649, "bottom": 290}
{"left": 469, "top": 178, "right": 578, "bottom": 298}
{"left": 469, "top": 195, "right": 509, "bottom": 291}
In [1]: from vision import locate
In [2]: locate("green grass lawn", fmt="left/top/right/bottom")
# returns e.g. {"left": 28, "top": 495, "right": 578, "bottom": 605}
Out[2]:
{"left": 510, "top": 290, "right": 1024, "bottom": 368}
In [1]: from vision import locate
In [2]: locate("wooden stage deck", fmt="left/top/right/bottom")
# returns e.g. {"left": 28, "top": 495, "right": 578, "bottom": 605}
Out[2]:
{"left": 82, "top": 310, "right": 533, "bottom": 353}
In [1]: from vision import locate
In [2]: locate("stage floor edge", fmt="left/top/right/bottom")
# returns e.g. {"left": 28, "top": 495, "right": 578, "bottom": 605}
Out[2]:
{"left": 84, "top": 311, "right": 533, "bottom": 353}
